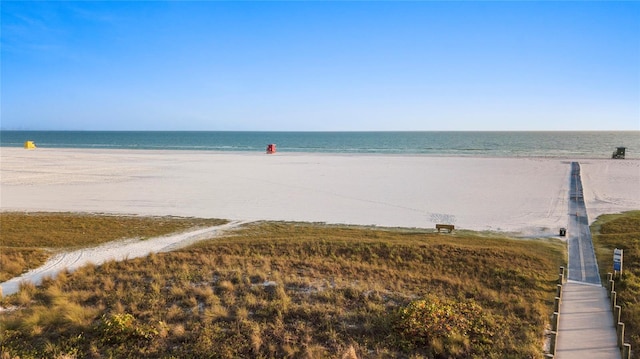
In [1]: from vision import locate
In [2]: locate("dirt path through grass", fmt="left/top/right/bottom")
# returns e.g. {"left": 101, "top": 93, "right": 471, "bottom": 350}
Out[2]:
{"left": 0, "top": 220, "right": 250, "bottom": 297}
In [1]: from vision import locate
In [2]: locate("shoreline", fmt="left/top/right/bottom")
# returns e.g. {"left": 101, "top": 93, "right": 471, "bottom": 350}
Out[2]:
{"left": 1, "top": 147, "right": 639, "bottom": 236}
{"left": 1, "top": 145, "right": 635, "bottom": 160}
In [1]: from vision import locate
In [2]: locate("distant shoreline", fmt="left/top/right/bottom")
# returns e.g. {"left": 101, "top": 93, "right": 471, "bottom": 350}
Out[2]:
{"left": 1, "top": 130, "right": 637, "bottom": 158}
{"left": 0, "top": 145, "right": 636, "bottom": 161}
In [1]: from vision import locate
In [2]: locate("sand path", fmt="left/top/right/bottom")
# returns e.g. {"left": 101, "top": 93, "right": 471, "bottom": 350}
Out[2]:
{"left": 0, "top": 220, "right": 249, "bottom": 297}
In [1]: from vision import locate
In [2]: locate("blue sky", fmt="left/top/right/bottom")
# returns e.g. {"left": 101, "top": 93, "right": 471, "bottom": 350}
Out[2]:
{"left": 2, "top": 1, "right": 639, "bottom": 131}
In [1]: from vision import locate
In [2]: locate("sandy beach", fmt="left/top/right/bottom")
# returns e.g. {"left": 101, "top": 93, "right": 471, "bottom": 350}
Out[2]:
{"left": 2, "top": 147, "right": 638, "bottom": 236}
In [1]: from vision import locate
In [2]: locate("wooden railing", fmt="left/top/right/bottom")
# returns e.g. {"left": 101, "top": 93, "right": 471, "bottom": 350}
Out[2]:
{"left": 607, "top": 272, "right": 633, "bottom": 359}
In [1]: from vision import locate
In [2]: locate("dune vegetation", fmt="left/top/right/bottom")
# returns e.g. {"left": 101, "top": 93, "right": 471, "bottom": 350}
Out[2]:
{"left": 0, "top": 212, "right": 227, "bottom": 282}
{"left": 1, "top": 214, "right": 565, "bottom": 358}
{"left": 591, "top": 210, "right": 640, "bottom": 355}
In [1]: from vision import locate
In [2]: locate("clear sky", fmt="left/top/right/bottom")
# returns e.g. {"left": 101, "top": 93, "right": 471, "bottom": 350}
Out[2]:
{"left": 2, "top": 1, "right": 639, "bottom": 131}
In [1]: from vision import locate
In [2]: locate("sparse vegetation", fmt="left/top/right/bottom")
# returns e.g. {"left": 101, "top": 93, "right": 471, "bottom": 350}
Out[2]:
{"left": 591, "top": 210, "right": 640, "bottom": 356}
{"left": 0, "top": 212, "right": 227, "bottom": 281}
{"left": 1, "top": 215, "right": 565, "bottom": 358}
{"left": 0, "top": 247, "right": 49, "bottom": 283}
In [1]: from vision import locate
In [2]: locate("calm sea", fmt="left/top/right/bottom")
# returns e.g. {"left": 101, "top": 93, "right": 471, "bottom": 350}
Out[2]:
{"left": 1, "top": 131, "right": 638, "bottom": 159}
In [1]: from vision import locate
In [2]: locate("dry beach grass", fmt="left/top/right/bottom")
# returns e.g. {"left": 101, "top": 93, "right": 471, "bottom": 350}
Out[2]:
{"left": 1, "top": 214, "right": 565, "bottom": 358}
{"left": 0, "top": 212, "right": 227, "bottom": 282}
{"left": 591, "top": 210, "right": 640, "bottom": 356}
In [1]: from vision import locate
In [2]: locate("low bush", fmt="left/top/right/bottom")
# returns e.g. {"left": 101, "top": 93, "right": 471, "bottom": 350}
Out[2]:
{"left": 395, "top": 294, "right": 496, "bottom": 356}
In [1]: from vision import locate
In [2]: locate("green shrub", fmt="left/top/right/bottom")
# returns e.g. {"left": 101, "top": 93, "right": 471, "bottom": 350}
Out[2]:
{"left": 95, "top": 313, "right": 158, "bottom": 345}
{"left": 395, "top": 294, "right": 495, "bottom": 357}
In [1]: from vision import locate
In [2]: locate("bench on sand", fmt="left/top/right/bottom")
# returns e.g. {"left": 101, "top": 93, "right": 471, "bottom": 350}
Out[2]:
{"left": 436, "top": 224, "right": 455, "bottom": 233}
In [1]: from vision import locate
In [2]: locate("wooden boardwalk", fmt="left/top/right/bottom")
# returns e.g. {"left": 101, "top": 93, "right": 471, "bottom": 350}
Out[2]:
{"left": 555, "top": 282, "right": 620, "bottom": 358}
{"left": 555, "top": 162, "right": 619, "bottom": 359}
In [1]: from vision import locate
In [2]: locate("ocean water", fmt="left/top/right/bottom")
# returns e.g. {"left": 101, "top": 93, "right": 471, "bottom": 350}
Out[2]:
{"left": 1, "top": 131, "right": 638, "bottom": 159}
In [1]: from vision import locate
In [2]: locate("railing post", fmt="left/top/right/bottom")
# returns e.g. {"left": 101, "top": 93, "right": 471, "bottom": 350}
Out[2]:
{"left": 554, "top": 297, "right": 561, "bottom": 312}
{"left": 617, "top": 322, "right": 624, "bottom": 349}
{"left": 556, "top": 284, "right": 562, "bottom": 299}
{"left": 549, "top": 331, "right": 558, "bottom": 355}
{"left": 611, "top": 291, "right": 617, "bottom": 311}
{"left": 622, "top": 343, "right": 631, "bottom": 359}
{"left": 608, "top": 280, "right": 615, "bottom": 297}
{"left": 614, "top": 305, "right": 621, "bottom": 326}
{"left": 551, "top": 312, "right": 559, "bottom": 331}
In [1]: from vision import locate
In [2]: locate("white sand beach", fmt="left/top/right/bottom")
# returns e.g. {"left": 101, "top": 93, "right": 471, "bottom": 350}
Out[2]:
{"left": 2, "top": 147, "right": 639, "bottom": 235}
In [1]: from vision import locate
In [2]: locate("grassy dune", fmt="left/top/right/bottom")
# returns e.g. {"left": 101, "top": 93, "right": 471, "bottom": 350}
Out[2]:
{"left": 0, "top": 212, "right": 227, "bottom": 282}
{"left": 591, "top": 210, "right": 640, "bottom": 355}
{"left": 1, "top": 215, "right": 564, "bottom": 358}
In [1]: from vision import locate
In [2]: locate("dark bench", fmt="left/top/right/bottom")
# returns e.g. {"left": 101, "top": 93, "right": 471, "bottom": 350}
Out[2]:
{"left": 436, "top": 224, "right": 455, "bottom": 233}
